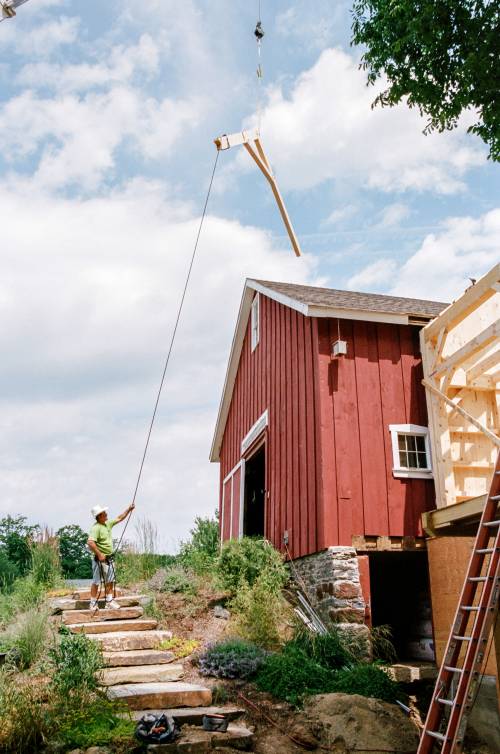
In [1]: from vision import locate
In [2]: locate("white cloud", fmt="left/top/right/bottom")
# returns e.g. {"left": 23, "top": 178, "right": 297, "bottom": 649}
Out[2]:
{"left": 389, "top": 208, "right": 500, "bottom": 301}
{"left": 347, "top": 259, "right": 397, "bottom": 291}
{"left": 1, "top": 15, "right": 78, "bottom": 56}
{"left": 0, "top": 178, "right": 318, "bottom": 542}
{"left": 275, "top": 3, "right": 348, "bottom": 51}
{"left": 244, "top": 49, "right": 484, "bottom": 194}
{"left": 377, "top": 203, "right": 410, "bottom": 228}
{"left": 323, "top": 203, "right": 359, "bottom": 226}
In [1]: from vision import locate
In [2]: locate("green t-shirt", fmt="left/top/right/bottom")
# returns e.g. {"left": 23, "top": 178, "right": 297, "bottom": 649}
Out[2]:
{"left": 88, "top": 519, "right": 118, "bottom": 556}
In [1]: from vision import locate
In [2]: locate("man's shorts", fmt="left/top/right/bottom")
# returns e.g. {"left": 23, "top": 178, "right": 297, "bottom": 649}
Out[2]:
{"left": 92, "top": 558, "right": 116, "bottom": 585}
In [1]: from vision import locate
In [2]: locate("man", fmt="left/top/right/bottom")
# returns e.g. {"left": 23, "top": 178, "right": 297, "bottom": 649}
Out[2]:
{"left": 87, "top": 502, "right": 135, "bottom": 611}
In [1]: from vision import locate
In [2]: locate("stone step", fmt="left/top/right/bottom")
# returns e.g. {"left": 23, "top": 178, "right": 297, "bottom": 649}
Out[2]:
{"left": 108, "top": 682, "right": 212, "bottom": 711}
{"left": 62, "top": 607, "right": 143, "bottom": 624}
{"left": 99, "top": 663, "right": 184, "bottom": 686}
{"left": 145, "top": 723, "right": 253, "bottom": 752}
{"left": 68, "top": 618, "right": 158, "bottom": 635}
{"left": 103, "top": 649, "right": 175, "bottom": 667}
{"left": 51, "top": 595, "right": 145, "bottom": 613}
{"left": 89, "top": 630, "right": 172, "bottom": 652}
{"left": 73, "top": 587, "right": 125, "bottom": 600}
{"left": 130, "top": 706, "right": 245, "bottom": 726}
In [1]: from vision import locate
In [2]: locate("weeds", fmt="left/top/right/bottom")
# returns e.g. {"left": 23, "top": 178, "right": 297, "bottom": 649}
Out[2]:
{"left": 255, "top": 642, "right": 337, "bottom": 705}
{"left": 217, "top": 537, "right": 287, "bottom": 594}
{"left": 30, "top": 531, "right": 62, "bottom": 588}
{"left": 371, "top": 624, "right": 398, "bottom": 664}
{"left": 0, "top": 671, "right": 49, "bottom": 753}
{"left": 142, "top": 594, "right": 164, "bottom": 621}
{"left": 290, "top": 627, "right": 354, "bottom": 670}
{"left": 3, "top": 606, "right": 51, "bottom": 670}
{"left": 50, "top": 631, "right": 103, "bottom": 696}
{"left": 330, "top": 663, "right": 402, "bottom": 703}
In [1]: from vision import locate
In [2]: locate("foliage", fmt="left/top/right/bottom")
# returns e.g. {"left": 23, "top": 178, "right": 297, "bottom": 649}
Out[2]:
{"left": 290, "top": 628, "right": 354, "bottom": 671}
{"left": 0, "top": 516, "right": 39, "bottom": 577}
{"left": 30, "top": 533, "right": 62, "bottom": 588}
{"left": 160, "top": 635, "right": 200, "bottom": 659}
{"left": 330, "top": 663, "right": 402, "bottom": 704}
{"left": 199, "top": 638, "right": 268, "bottom": 679}
{"left": 54, "top": 695, "right": 135, "bottom": 750}
{"left": 134, "top": 517, "right": 163, "bottom": 579}
{"left": 230, "top": 572, "right": 290, "bottom": 649}
{"left": 371, "top": 624, "right": 397, "bottom": 664}
{"left": 216, "top": 538, "right": 287, "bottom": 594}
{"left": 50, "top": 631, "right": 103, "bottom": 696}
{"left": 180, "top": 512, "right": 219, "bottom": 574}
{"left": 114, "top": 550, "right": 171, "bottom": 586}
{"left": 0, "top": 671, "right": 50, "bottom": 753}
{"left": 255, "top": 643, "right": 338, "bottom": 705}
{"left": 142, "top": 594, "right": 164, "bottom": 621}
{"left": 2, "top": 607, "right": 51, "bottom": 670}
{"left": 351, "top": 0, "right": 500, "bottom": 160}
{"left": 161, "top": 565, "right": 197, "bottom": 595}
{"left": 0, "top": 550, "right": 18, "bottom": 592}
{"left": 0, "top": 574, "right": 46, "bottom": 626}
{"left": 57, "top": 524, "right": 92, "bottom": 579}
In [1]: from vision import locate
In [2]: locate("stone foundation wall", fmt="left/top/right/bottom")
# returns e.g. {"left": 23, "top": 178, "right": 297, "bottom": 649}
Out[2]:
{"left": 292, "top": 547, "right": 367, "bottom": 631}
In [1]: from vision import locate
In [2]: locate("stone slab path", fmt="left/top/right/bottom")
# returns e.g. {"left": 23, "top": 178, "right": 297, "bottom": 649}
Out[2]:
{"left": 62, "top": 586, "right": 254, "bottom": 752}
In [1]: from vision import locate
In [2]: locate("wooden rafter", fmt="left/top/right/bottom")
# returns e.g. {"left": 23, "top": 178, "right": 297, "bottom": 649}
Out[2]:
{"left": 214, "top": 129, "right": 302, "bottom": 257}
{"left": 466, "top": 348, "right": 500, "bottom": 381}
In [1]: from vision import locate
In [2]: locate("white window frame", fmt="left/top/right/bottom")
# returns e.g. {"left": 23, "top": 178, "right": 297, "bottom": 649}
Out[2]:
{"left": 389, "top": 424, "right": 433, "bottom": 479}
{"left": 251, "top": 293, "right": 259, "bottom": 351}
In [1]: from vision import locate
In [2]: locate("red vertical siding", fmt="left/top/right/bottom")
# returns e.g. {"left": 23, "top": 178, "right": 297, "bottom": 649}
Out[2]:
{"left": 219, "top": 296, "right": 434, "bottom": 555}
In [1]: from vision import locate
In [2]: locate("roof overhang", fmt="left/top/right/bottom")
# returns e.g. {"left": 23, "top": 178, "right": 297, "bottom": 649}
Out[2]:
{"left": 210, "top": 279, "right": 437, "bottom": 463}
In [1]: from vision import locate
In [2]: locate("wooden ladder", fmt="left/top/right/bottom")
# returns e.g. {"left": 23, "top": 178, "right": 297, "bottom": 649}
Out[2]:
{"left": 417, "top": 451, "right": 500, "bottom": 754}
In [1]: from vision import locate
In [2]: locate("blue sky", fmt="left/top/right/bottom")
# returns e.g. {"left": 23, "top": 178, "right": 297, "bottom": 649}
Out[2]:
{"left": 0, "top": 0, "right": 498, "bottom": 548}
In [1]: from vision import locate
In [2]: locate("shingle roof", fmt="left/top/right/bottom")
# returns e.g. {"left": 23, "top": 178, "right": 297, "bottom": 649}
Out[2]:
{"left": 254, "top": 280, "right": 448, "bottom": 319}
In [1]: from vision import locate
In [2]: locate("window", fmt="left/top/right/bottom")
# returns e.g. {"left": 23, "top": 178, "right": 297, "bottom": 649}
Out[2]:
{"left": 389, "top": 424, "right": 432, "bottom": 479}
{"left": 251, "top": 293, "right": 259, "bottom": 351}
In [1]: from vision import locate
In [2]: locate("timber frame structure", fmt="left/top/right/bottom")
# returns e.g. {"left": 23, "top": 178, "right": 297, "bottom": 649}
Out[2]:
{"left": 420, "top": 263, "right": 500, "bottom": 511}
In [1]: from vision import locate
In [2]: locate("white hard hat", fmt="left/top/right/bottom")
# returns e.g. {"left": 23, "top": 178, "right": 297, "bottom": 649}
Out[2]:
{"left": 91, "top": 505, "right": 108, "bottom": 518}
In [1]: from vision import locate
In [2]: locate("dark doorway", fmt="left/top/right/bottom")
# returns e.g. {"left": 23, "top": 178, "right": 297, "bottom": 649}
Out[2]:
{"left": 368, "top": 551, "right": 434, "bottom": 662}
{"left": 243, "top": 444, "right": 266, "bottom": 537}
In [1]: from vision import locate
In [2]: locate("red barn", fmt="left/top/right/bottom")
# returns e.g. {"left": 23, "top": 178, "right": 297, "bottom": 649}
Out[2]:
{"left": 210, "top": 279, "right": 447, "bottom": 659}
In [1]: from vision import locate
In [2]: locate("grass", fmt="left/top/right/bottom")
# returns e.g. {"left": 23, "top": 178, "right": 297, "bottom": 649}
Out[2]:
{"left": 1, "top": 606, "right": 52, "bottom": 670}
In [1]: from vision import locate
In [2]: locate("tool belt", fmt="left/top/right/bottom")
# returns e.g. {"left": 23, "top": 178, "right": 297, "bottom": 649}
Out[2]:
{"left": 94, "top": 554, "right": 114, "bottom": 564}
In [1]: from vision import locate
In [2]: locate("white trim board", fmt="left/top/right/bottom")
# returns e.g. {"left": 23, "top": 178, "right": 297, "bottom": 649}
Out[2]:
{"left": 241, "top": 410, "right": 269, "bottom": 456}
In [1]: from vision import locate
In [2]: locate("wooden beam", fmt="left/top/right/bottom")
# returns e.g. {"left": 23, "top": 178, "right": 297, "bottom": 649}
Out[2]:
{"left": 431, "top": 320, "right": 500, "bottom": 377}
{"left": 422, "top": 379, "right": 500, "bottom": 447}
{"left": 214, "top": 130, "right": 302, "bottom": 258}
{"left": 423, "top": 263, "right": 500, "bottom": 341}
{"left": 422, "top": 494, "right": 488, "bottom": 536}
{"left": 466, "top": 347, "right": 500, "bottom": 382}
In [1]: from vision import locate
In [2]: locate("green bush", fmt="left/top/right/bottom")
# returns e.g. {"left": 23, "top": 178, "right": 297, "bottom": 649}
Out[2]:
{"left": 0, "top": 575, "right": 46, "bottom": 625}
{"left": 7, "top": 607, "right": 51, "bottom": 670}
{"left": 199, "top": 638, "right": 268, "bottom": 679}
{"left": 161, "top": 565, "right": 196, "bottom": 595}
{"left": 0, "top": 551, "right": 18, "bottom": 592}
{"left": 180, "top": 514, "right": 219, "bottom": 574}
{"left": 330, "top": 663, "right": 401, "bottom": 704}
{"left": 217, "top": 538, "right": 287, "bottom": 594}
{"left": 290, "top": 629, "right": 354, "bottom": 670}
{"left": 230, "top": 573, "right": 290, "bottom": 649}
{"left": 54, "top": 695, "right": 135, "bottom": 749}
{"left": 50, "top": 631, "right": 103, "bottom": 696}
{"left": 255, "top": 643, "right": 337, "bottom": 705}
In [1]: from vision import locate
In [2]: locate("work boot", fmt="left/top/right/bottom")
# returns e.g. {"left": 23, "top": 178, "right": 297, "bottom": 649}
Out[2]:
{"left": 105, "top": 598, "right": 121, "bottom": 610}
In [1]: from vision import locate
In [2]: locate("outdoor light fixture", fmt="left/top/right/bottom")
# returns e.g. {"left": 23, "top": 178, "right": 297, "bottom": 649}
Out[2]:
{"left": 332, "top": 339, "right": 348, "bottom": 357}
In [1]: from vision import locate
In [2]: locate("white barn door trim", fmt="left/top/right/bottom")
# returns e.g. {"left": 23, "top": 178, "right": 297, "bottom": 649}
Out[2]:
{"left": 221, "top": 460, "right": 245, "bottom": 541}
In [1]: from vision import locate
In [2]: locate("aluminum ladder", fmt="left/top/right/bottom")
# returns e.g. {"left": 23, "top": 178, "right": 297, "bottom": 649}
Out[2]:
{"left": 417, "top": 451, "right": 500, "bottom": 754}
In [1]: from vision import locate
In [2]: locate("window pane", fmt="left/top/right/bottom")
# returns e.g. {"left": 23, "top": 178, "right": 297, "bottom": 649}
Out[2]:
{"left": 417, "top": 451, "right": 428, "bottom": 469}
{"left": 407, "top": 451, "right": 418, "bottom": 468}
{"left": 415, "top": 435, "right": 426, "bottom": 453}
{"left": 398, "top": 435, "right": 406, "bottom": 451}
{"left": 406, "top": 435, "right": 417, "bottom": 452}
{"left": 399, "top": 450, "right": 407, "bottom": 467}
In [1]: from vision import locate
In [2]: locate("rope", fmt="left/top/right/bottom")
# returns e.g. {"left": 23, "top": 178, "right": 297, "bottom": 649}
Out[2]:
{"left": 255, "top": 0, "right": 264, "bottom": 132}
{"left": 114, "top": 149, "right": 220, "bottom": 554}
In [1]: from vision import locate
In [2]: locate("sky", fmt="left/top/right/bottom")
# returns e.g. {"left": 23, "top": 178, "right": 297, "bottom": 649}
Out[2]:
{"left": 0, "top": 0, "right": 498, "bottom": 551}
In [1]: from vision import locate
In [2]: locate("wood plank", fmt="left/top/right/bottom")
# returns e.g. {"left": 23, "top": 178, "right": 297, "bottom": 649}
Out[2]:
{"left": 424, "top": 263, "right": 500, "bottom": 340}
{"left": 431, "top": 320, "right": 500, "bottom": 377}
{"left": 305, "top": 318, "right": 318, "bottom": 554}
{"left": 353, "top": 321, "right": 389, "bottom": 535}
{"left": 291, "top": 310, "right": 301, "bottom": 555}
{"left": 285, "top": 306, "right": 295, "bottom": 554}
{"left": 297, "top": 313, "right": 308, "bottom": 556}
{"left": 423, "top": 379, "right": 500, "bottom": 447}
{"left": 279, "top": 302, "right": 287, "bottom": 551}
{"left": 466, "top": 347, "right": 500, "bottom": 382}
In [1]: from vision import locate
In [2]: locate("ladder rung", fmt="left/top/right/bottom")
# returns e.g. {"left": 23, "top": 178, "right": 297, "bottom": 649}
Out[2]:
{"left": 483, "top": 520, "right": 500, "bottom": 527}
{"left": 469, "top": 576, "right": 488, "bottom": 582}
{"left": 460, "top": 605, "right": 480, "bottom": 611}
{"left": 444, "top": 666, "right": 463, "bottom": 673}
{"left": 490, "top": 494, "right": 500, "bottom": 500}
{"left": 476, "top": 548, "right": 495, "bottom": 554}
{"left": 453, "top": 635, "right": 472, "bottom": 641}
{"left": 437, "top": 697, "right": 454, "bottom": 707}
{"left": 427, "top": 730, "right": 447, "bottom": 742}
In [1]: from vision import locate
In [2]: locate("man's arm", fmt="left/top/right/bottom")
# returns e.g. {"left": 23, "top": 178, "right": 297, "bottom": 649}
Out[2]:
{"left": 114, "top": 503, "right": 135, "bottom": 524}
{"left": 87, "top": 538, "right": 105, "bottom": 561}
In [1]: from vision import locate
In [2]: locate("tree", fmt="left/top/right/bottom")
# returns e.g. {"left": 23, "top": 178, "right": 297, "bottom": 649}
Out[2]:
{"left": 57, "top": 524, "right": 92, "bottom": 579}
{"left": 0, "top": 515, "right": 39, "bottom": 576}
{"left": 351, "top": 1, "right": 500, "bottom": 160}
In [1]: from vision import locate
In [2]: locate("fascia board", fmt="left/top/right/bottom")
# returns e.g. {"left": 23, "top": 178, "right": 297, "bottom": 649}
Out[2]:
{"left": 247, "top": 280, "right": 309, "bottom": 316}
{"left": 308, "top": 305, "right": 409, "bottom": 325}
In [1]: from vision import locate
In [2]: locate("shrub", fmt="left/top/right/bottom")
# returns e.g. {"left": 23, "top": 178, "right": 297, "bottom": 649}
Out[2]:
{"left": 0, "top": 551, "right": 18, "bottom": 592}
{"left": 230, "top": 573, "right": 291, "bottom": 649}
{"left": 142, "top": 594, "right": 164, "bottom": 621}
{"left": 161, "top": 565, "right": 197, "bottom": 595}
{"left": 50, "top": 631, "right": 103, "bottom": 696}
{"left": 0, "top": 574, "right": 46, "bottom": 626}
{"left": 54, "top": 695, "right": 135, "bottom": 750}
{"left": 7, "top": 606, "right": 51, "bottom": 670}
{"left": 199, "top": 638, "right": 268, "bottom": 679}
{"left": 180, "top": 514, "right": 219, "bottom": 574}
{"left": 330, "top": 663, "right": 402, "bottom": 704}
{"left": 160, "top": 636, "right": 199, "bottom": 659}
{"left": 290, "top": 628, "right": 354, "bottom": 670}
{"left": 217, "top": 538, "right": 287, "bottom": 594}
{"left": 30, "top": 533, "right": 62, "bottom": 588}
{"left": 255, "top": 643, "right": 337, "bottom": 705}
{"left": 0, "top": 671, "right": 49, "bottom": 753}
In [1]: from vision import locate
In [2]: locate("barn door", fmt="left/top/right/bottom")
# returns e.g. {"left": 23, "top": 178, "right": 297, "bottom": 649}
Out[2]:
{"left": 221, "top": 462, "right": 244, "bottom": 542}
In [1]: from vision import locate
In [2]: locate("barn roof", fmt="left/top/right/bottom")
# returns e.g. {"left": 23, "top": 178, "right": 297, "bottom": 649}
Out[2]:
{"left": 210, "top": 279, "right": 448, "bottom": 462}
